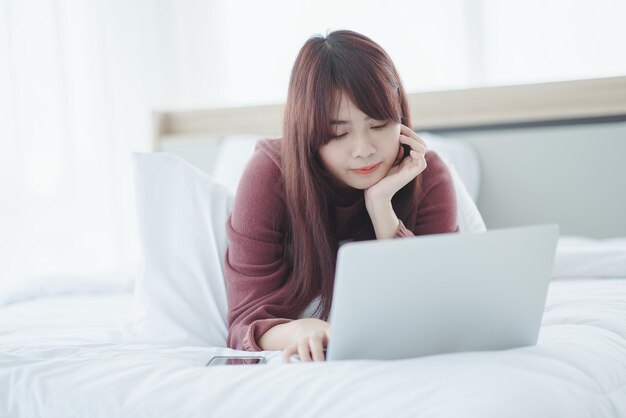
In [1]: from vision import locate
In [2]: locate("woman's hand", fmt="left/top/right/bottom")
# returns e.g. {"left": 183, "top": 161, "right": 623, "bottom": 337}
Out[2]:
{"left": 282, "top": 318, "right": 330, "bottom": 363}
{"left": 364, "top": 124, "right": 428, "bottom": 204}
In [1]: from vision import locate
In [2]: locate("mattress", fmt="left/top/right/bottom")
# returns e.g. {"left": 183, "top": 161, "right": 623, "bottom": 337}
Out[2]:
{"left": 1, "top": 278, "right": 625, "bottom": 418}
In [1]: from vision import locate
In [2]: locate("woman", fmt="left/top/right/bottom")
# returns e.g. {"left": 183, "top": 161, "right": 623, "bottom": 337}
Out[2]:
{"left": 225, "top": 30, "right": 459, "bottom": 363}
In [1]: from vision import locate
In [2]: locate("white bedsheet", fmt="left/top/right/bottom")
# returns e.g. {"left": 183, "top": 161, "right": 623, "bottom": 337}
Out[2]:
{"left": 1, "top": 279, "right": 625, "bottom": 418}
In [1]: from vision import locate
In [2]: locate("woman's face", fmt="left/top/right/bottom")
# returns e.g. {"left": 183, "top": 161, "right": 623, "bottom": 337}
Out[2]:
{"left": 318, "top": 94, "right": 401, "bottom": 190}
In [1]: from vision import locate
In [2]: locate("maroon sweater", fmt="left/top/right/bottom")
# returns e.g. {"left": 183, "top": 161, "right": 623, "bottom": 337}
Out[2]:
{"left": 225, "top": 138, "right": 459, "bottom": 351}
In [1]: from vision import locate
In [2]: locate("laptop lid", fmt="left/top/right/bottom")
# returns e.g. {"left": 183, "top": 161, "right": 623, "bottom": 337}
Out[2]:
{"left": 326, "top": 223, "right": 560, "bottom": 361}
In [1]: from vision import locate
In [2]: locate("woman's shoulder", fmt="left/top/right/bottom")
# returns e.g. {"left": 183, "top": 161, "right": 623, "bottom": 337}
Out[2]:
{"left": 228, "top": 138, "right": 288, "bottom": 252}
{"left": 234, "top": 138, "right": 286, "bottom": 216}
{"left": 254, "top": 137, "right": 283, "bottom": 168}
{"left": 414, "top": 149, "right": 457, "bottom": 207}
{"left": 421, "top": 149, "right": 453, "bottom": 190}
{"left": 241, "top": 137, "right": 283, "bottom": 181}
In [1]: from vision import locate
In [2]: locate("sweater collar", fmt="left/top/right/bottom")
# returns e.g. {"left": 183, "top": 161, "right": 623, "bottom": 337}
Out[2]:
{"left": 330, "top": 183, "right": 364, "bottom": 209}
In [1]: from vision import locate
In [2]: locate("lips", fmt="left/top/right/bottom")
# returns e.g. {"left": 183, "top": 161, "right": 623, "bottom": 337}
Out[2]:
{"left": 352, "top": 162, "right": 382, "bottom": 174}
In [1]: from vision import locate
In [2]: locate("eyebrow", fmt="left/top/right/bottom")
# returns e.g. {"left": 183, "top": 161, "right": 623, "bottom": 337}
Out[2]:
{"left": 330, "top": 116, "right": 372, "bottom": 125}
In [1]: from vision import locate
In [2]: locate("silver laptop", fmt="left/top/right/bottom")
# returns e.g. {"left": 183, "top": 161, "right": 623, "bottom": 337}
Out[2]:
{"left": 325, "top": 223, "right": 560, "bottom": 361}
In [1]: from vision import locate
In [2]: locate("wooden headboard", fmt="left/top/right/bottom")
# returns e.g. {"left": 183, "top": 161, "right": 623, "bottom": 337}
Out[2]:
{"left": 152, "top": 76, "right": 626, "bottom": 239}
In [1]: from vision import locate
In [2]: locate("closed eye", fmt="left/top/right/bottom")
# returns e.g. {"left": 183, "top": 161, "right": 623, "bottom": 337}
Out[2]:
{"left": 372, "top": 122, "right": 388, "bottom": 130}
{"left": 331, "top": 123, "right": 388, "bottom": 140}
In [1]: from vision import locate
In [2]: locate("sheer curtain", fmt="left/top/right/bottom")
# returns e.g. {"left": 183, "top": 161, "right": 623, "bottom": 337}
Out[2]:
{"left": 1, "top": 0, "right": 625, "bottom": 291}
{"left": 217, "top": 0, "right": 626, "bottom": 105}
{"left": 0, "top": 0, "right": 160, "bottom": 290}
{"left": 0, "top": 0, "right": 229, "bottom": 293}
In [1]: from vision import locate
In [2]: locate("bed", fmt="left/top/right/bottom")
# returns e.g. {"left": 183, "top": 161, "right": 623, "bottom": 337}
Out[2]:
{"left": 1, "top": 76, "right": 626, "bottom": 417}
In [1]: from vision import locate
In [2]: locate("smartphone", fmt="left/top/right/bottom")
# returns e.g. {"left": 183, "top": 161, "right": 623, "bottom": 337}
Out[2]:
{"left": 401, "top": 143, "right": 411, "bottom": 158}
{"left": 205, "top": 356, "right": 267, "bottom": 366}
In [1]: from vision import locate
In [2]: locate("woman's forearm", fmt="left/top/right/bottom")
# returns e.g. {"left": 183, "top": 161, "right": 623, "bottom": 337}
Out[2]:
{"left": 365, "top": 199, "right": 399, "bottom": 240}
{"left": 257, "top": 321, "right": 296, "bottom": 351}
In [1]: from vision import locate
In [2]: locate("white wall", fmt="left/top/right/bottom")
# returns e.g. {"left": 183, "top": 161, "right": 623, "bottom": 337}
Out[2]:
{"left": 159, "top": 0, "right": 626, "bottom": 106}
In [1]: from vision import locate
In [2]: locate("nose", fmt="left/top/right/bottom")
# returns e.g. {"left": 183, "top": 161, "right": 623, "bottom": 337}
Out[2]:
{"left": 350, "top": 134, "right": 375, "bottom": 160}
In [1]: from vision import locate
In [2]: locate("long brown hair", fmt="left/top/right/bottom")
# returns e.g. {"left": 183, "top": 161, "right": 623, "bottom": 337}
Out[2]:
{"left": 281, "top": 30, "right": 421, "bottom": 320}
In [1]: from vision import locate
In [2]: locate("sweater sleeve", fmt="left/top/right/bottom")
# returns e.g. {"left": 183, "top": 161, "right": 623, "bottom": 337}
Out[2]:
{"left": 224, "top": 146, "right": 294, "bottom": 351}
{"left": 394, "top": 150, "right": 460, "bottom": 238}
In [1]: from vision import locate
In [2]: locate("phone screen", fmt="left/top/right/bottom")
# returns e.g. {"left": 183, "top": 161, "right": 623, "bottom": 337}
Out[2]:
{"left": 206, "top": 356, "right": 267, "bottom": 366}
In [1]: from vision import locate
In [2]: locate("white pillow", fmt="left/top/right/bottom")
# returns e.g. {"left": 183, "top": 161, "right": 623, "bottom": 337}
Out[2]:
{"left": 439, "top": 155, "right": 487, "bottom": 233}
{"left": 119, "top": 152, "right": 233, "bottom": 347}
{"left": 552, "top": 236, "right": 626, "bottom": 278}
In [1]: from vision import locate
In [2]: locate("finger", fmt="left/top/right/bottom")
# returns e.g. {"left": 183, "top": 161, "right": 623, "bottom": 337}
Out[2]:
{"left": 400, "top": 123, "right": 420, "bottom": 136}
{"left": 400, "top": 141, "right": 427, "bottom": 156}
{"left": 400, "top": 135, "right": 427, "bottom": 153}
{"left": 400, "top": 125, "right": 426, "bottom": 150}
{"left": 298, "top": 340, "right": 312, "bottom": 362}
{"left": 400, "top": 123, "right": 419, "bottom": 138}
{"left": 399, "top": 133, "right": 427, "bottom": 149}
{"left": 400, "top": 134, "right": 428, "bottom": 148}
{"left": 282, "top": 344, "right": 297, "bottom": 363}
{"left": 410, "top": 150, "right": 428, "bottom": 171}
{"left": 410, "top": 150, "right": 424, "bottom": 161}
{"left": 309, "top": 336, "right": 325, "bottom": 362}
